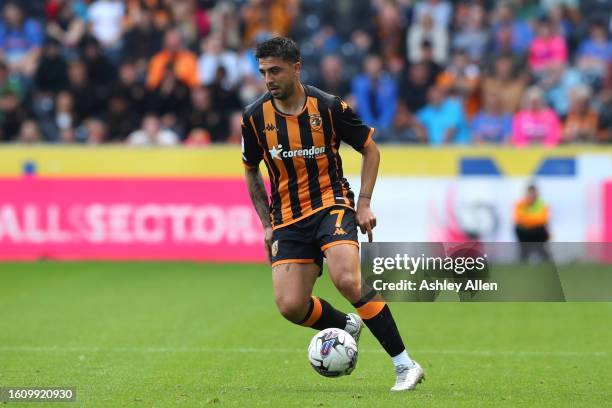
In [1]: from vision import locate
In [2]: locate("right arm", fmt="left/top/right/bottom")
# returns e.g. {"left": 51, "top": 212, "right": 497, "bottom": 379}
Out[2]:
{"left": 242, "top": 113, "right": 273, "bottom": 262}
{"left": 244, "top": 167, "right": 273, "bottom": 262}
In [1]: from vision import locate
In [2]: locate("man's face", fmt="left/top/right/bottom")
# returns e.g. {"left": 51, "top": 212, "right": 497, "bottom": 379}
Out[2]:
{"left": 4, "top": 4, "right": 21, "bottom": 26}
{"left": 364, "top": 56, "right": 382, "bottom": 79}
{"left": 258, "top": 57, "right": 300, "bottom": 100}
{"left": 496, "top": 58, "right": 512, "bottom": 78}
{"left": 428, "top": 86, "right": 443, "bottom": 106}
{"left": 527, "top": 187, "right": 537, "bottom": 204}
{"left": 164, "top": 30, "right": 182, "bottom": 52}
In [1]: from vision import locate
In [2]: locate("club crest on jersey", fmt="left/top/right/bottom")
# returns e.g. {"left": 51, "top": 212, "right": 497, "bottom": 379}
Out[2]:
{"left": 309, "top": 114, "right": 322, "bottom": 130}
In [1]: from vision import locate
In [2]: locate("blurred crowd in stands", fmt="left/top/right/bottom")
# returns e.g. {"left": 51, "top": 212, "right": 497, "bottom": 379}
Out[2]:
{"left": 0, "top": 0, "right": 610, "bottom": 146}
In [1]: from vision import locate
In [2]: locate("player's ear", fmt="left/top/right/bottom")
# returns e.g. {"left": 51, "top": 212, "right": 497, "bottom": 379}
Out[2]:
{"left": 293, "top": 61, "right": 301, "bottom": 76}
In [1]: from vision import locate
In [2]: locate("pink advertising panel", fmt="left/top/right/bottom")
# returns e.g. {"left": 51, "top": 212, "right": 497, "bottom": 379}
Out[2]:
{"left": 0, "top": 178, "right": 267, "bottom": 261}
{"left": 604, "top": 181, "right": 612, "bottom": 243}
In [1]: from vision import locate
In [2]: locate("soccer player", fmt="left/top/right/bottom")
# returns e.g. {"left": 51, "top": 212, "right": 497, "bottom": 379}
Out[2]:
{"left": 242, "top": 37, "right": 424, "bottom": 391}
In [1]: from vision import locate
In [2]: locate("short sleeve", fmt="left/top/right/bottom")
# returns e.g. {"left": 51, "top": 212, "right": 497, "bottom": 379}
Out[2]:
{"left": 331, "top": 97, "right": 374, "bottom": 151}
{"left": 241, "top": 113, "right": 263, "bottom": 169}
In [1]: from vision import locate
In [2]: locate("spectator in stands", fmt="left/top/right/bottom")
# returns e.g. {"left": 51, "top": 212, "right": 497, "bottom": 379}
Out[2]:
{"left": 185, "top": 85, "right": 226, "bottom": 142}
{"left": 45, "top": 0, "right": 87, "bottom": 54}
{"left": 347, "top": 30, "right": 375, "bottom": 74}
{"left": 0, "top": 0, "right": 609, "bottom": 146}
{"left": 226, "top": 111, "right": 243, "bottom": 144}
{"left": 198, "top": 34, "right": 241, "bottom": 87}
{"left": 437, "top": 48, "right": 481, "bottom": 118}
{"left": 576, "top": 20, "right": 612, "bottom": 87}
{"left": 81, "top": 36, "right": 115, "bottom": 89}
{"left": 123, "top": 0, "right": 172, "bottom": 35}
{"left": 407, "top": 13, "right": 448, "bottom": 65}
{"left": 53, "top": 91, "right": 77, "bottom": 142}
{"left": 399, "top": 62, "right": 430, "bottom": 113}
{"left": 514, "top": 183, "right": 551, "bottom": 262}
{"left": 563, "top": 86, "right": 599, "bottom": 143}
{"left": 548, "top": 4, "right": 574, "bottom": 41}
{"left": 147, "top": 28, "right": 199, "bottom": 90}
{"left": 16, "top": 119, "right": 43, "bottom": 144}
{"left": 598, "top": 63, "right": 612, "bottom": 142}
{"left": 184, "top": 128, "right": 212, "bottom": 146}
{"left": 114, "top": 61, "right": 148, "bottom": 127}
{"left": 80, "top": 118, "right": 107, "bottom": 144}
{"left": 122, "top": 8, "right": 163, "bottom": 71}
{"left": 413, "top": 0, "right": 453, "bottom": 28}
{"left": 453, "top": 4, "right": 489, "bottom": 62}
{"left": 481, "top": 54, "right": 526, "bottom": 114}
{"left": 375, "top": 0, "right": 405, "bottom": 62}
{"left": 148, "top": 68, "right": 191, "bottom": 136}
{"left": 208, "top": 66, "right": 241, "bottom": 120}
{"left": 0, "top": 2, "right": 43, "bottom": 77}
{"left": 416, "top": 85, "right": 470, "bottom": 145}
{"left": 127, "top": 113, "right": 179, "bottom": 146}
{"left": 65, "top": 59, "right": 104, "bottom": 122}
{"left": 389, "top": 101, "right": 427, "bottom": 144}
{"left": 512, "top": 86, "right": 561, "bottom": 147}
{"left": 240, "top": 0, "right": 298, "bottom": 45}
{"left": 208, "top": 2, "right": 240, "bottom": 50}
{"left": 598, "top": 103, "right": 612, "bottom": 142}
{"left": 107, "top": 93, "right": 137, "bottom": 142}
{"left": 314, "top": 55, "right": 350, "bottom": 100}
{"left": 471, "top": 92, "right": 512, "bottom": 144}
{"left": 351, "top": 54, "right": 398, "bottom": 141}
{"left": 0, "top": 60, "right": 26, "bottom": 141}
{"left": 491, "top": 4, "right": 534, "bottom": 55}
{"left": 528, "top": 16, "right": 568, "bottom": 79}
{"left": 418, "top": 40, "right": 443, "bottom": 86}
{"left": 170, "top": 0, "right": 202, "bottom": 50}
{"left": 540, "top": 0, "right": 580, "bottom": 16}
{"left": 540, "top": 63, "right": 583, "bottom": 116}
{"left": 512, "top": 0, "right": 543, "bottom": 22}
{"left": 58, "top": 128, "right": 77, "bottom": 144}
{"left": 34, "top": 38, "right": 68, "bottom": 94}
{"left": 308, "top": 25, "right": 341, "bottom": 60}
{"left": 87, "top": 0, "right": 124, "bottom": 53}
{"left": 579, "top": 0, "right": 612, "bottom": 26}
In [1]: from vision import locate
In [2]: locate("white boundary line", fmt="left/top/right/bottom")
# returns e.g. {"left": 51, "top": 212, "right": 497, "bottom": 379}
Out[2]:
{"left": 0, "top": 346, "right": 607, "bottom": 357}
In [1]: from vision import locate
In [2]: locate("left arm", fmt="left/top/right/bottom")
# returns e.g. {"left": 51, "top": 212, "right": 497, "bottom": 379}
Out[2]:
{"left": 331, "top": 96, "right": 380, "bottom": 241}
{"left": 356, "top": 141, "right": 380, "bottom": 242}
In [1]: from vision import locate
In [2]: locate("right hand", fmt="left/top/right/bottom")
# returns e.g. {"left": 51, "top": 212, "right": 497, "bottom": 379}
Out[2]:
{"left": 264, "top": 227, "right": 274, "bottom": 263}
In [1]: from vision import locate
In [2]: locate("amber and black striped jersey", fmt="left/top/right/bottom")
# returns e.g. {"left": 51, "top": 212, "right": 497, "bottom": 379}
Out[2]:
{"left": 241, "top": 84, "right": 374, "bottom": 230}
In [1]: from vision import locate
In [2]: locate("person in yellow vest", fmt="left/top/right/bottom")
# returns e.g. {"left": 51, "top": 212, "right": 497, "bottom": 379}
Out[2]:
{"left": 514, "top": 184, "right": 551, "bottom": 262}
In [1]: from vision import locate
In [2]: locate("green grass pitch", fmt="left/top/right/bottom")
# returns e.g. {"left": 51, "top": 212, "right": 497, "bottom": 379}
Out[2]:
{"left": 1, "top": 262, "right": 611, "bottom": 407}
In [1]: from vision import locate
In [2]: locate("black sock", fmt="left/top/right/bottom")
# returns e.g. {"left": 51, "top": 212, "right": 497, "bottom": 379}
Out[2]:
{"left": 353, "top": 290, "right": 405, "bottom": 357}
{"left": 298, "top": 296, "right": 348, "bottom": 330}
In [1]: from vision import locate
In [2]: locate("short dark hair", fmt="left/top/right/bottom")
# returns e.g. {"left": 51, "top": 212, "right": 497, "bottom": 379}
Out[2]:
{"left": 255, "top": 37, "right": 300, "bottom": 63}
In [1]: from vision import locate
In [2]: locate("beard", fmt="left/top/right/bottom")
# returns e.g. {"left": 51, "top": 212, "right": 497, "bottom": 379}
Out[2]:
{"left": 271, "top": 86, "right": 289, "bottom": 100}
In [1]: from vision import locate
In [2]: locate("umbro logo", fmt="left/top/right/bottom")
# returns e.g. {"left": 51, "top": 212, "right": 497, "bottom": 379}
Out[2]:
{"left": 264, "top": 123, "right": 277, "bottom": 133}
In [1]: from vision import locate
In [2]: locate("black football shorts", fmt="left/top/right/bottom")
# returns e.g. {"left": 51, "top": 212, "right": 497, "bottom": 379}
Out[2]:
{"left": 270, "top": 205, "right": 359, "bottom": 271}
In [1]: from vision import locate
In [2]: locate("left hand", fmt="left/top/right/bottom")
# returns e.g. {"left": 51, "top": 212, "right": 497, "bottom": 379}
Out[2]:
{"left": 356, "top": 200, "right": 377, "bottom": 242}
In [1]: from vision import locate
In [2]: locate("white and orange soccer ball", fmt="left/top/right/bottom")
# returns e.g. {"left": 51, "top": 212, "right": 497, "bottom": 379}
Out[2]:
{"left": 307, "top": 328, "right": 358, "bottom": 377}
